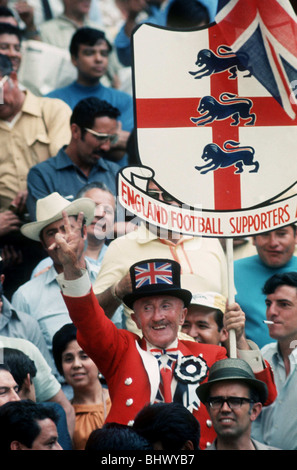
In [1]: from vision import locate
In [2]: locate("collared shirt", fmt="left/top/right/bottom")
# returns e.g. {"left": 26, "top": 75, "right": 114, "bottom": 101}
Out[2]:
{"left": 252, "top": 342, "right": 297, "bottom": 450}
{"left": 26, "top": 146, "right": 119, "bottom": 220}
{"left": 0, "top": 90, "right": 72, "bottom": 210}
{"left": 93, "top": 223, "right": 228, "bottom": 334}
{"left": 11, "top": 260, "right": 98, "bottom": 357}
{"left": 0, "top": 295, "right": 52, "bottom": 365}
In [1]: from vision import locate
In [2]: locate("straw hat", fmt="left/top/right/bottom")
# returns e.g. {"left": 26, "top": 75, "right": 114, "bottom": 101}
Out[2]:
{"left": 21, "top": 192, "right": 95, "bottom": 241}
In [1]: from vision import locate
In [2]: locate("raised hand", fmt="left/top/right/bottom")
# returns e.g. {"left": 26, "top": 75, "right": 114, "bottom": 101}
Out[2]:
{"left": 50, "top": 210, "right": 85, "bottom": 280}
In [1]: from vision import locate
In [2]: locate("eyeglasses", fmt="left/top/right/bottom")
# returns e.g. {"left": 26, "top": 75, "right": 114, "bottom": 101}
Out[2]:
{"left": 84, "top": 128, "right": 119, "bottom": 145}
{"left": 207, "top": 396, "right": 255, "bottom": 410}
{"left": 147, "top": 190, "right": 175, "bottom": 203}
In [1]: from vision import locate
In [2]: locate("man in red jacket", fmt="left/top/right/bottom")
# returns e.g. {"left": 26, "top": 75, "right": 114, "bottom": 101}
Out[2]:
{"left": 54, "top": 211, "right": 276, "bottom": 449}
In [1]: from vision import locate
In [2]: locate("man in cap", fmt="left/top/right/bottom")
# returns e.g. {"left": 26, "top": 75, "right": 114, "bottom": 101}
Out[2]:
{"left": 197, "top": 358, "right": 279, "bottom": 450}
{"left": 52, "top": 212, "right": 277, "bottom": 449}
{"left": 11, "top": 192, "right": 96, "bottom": 384}
{"left": 181, "top": 292, "right": 228, "bottom": 345}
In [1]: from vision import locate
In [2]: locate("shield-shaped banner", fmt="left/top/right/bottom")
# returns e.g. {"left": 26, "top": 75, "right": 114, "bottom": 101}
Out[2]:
{"left": 118, "top": 22, "right": 297, "bottom": 237}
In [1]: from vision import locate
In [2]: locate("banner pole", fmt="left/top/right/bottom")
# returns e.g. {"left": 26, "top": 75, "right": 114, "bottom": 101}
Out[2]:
{"left": 226, "top": 238, "right": 237, "bottom": 358}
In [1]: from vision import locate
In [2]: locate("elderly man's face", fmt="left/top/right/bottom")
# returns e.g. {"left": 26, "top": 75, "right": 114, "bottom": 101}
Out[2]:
{"left": 132, "top": 295, "right": 187, "bottom": 349}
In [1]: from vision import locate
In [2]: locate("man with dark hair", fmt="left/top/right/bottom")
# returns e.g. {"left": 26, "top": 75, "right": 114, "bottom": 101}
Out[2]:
{"left": 26, "top": 97, "right": 121, "bottom": 220}
{"left": 234, "top": 224, "right": 297, "bottom": 348}
{"left": 0, "top": 23, "right": 22, "bottom": 71}
{"left": 0, "top": 400, "right": 62, "bottom": 450}
{"left": 2, "top": 347, "right": 73, "bottom": 449}
{"left": 3, "top": 347, "right": 37, "bottom": 400}
{"left": 0, "top": 364, "right": 20, "bottom": 406}
{"left": 46, "top": 27, "right": 133, "bottom": 142}
{"left": 251, "top": 271, "right": 297, "bottom": 450}
{"left": 85, "top": 423, "right": 153, "bottom": 451}
{"left": 133, "top": 402, "right": 200, "bottom": 450}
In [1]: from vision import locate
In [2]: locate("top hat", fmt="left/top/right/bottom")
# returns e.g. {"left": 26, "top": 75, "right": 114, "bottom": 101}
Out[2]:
{"left": 122, "top": 258, "right": 192, "bottom": 309}
{"left": 190, "top": 292, "right": 226, "bottom": 314}
{"left": 21, "top": 192, "right": 95, "bottom": 241}
{"left": 197, "top": 358, "right": 268, "bottom": 404}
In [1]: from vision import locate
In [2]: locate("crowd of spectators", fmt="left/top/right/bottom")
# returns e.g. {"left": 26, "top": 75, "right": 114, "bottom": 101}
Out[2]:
{"left": 0, "top": 0, "right": 296, "bottom": 453}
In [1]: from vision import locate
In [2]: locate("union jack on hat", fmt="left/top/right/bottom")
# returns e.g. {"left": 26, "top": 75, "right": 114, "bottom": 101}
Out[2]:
{"left": 123, "top": 259, "right": 192, "bottom": 309}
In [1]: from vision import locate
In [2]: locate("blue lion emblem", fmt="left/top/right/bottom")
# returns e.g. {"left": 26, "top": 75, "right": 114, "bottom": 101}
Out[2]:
{"left": 189, "top": 46, "right": 251, "bottom": 80}
{"left": 195, "top": 141, "right": 259, "bottom": 174}
{"left": 191, "top": 93, "right": 256, "bottom": 126}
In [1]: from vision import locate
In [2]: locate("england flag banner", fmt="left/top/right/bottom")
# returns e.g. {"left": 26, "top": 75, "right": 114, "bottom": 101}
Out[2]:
{"left": 118, "top": 3, "right": 297, "bottom": 238}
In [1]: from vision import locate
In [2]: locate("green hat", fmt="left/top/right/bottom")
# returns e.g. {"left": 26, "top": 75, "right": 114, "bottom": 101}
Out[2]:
{"left": 197, "top": 358, "right": 268, "bottom": 405}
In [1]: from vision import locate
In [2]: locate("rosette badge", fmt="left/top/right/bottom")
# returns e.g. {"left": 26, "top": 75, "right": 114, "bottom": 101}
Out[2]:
{"left": 174, "top": 355, "right": 208, "bottom": 384}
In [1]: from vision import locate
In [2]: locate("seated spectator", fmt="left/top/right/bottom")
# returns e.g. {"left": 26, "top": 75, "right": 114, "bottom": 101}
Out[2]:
{"left": 2, "top": 346, "right": 72, "bottom": 449}
{"left": 52, "top": 323, "right": 111, "bottom": 450}
{"left": 0, "top": 399, "right": 62, "bottom": 450}
{"left": 39, "top": 1, "right": 120, "bottom": 88}
{"left": 26, "top": 98, "right": 121, "bottom": 220}
{"left": 46, "top": 26, "right": 133, "bottom": 163}
{"left": 39, "top": 0, "right": 103, "bottom": 51}
{"left": 0, "top": 23, "right": 22, "bottom": 72}
{"left": 11, "top": 192, "right": 97, "bottom": 384}
{"left": 85, "top": 422, "right": 153, "bottom": 450}
{"left": 0, "top": 364, "right": 20, "bottom": 406}
{"left": 197, "top": 358, "right": 279, "bottom": 450}
{"left": 0, "top": 51, "right": 71, "bottom": 296}
{"left": 0, "top": 53, "right": 71, "bottom": 213}
{"left": 0, "top": 334, "right": 75, "bottom": 437}
{"left": 32, "top": 181, "right": 116, "bottom": 276}
{"left": 133, "top": 402, "right": 200, "bottom": 450}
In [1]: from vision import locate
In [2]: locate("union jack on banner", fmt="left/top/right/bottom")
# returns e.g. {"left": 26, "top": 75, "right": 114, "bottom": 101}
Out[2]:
{"left": 215, "top": 0, "right": 297, "bottom": 118}
{"left": 135, "top": 262, "right": 173, "bottom": 289}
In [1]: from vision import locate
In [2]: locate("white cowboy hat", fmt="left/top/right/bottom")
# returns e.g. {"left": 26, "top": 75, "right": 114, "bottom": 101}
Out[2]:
{"left": 21, "top": 192, "right": 96, "bottom": 241}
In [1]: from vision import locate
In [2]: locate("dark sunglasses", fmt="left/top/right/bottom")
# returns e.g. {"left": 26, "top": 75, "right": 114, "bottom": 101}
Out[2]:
{"left": 147, "top": 189, "right": 175, "bottom": 203}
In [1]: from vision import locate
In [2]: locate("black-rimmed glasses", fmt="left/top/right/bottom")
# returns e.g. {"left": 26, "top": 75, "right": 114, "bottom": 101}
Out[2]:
{"left": 207, "top": 396, "right": 255, "bottom": 410}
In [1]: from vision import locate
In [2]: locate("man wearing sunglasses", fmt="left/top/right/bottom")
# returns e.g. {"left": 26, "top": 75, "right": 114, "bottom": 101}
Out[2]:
{"left": 197, "top": 358, "right": 279, "bottom": 450}
{"left": 26, "top": 96, "right": 121, "bottom": 221}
